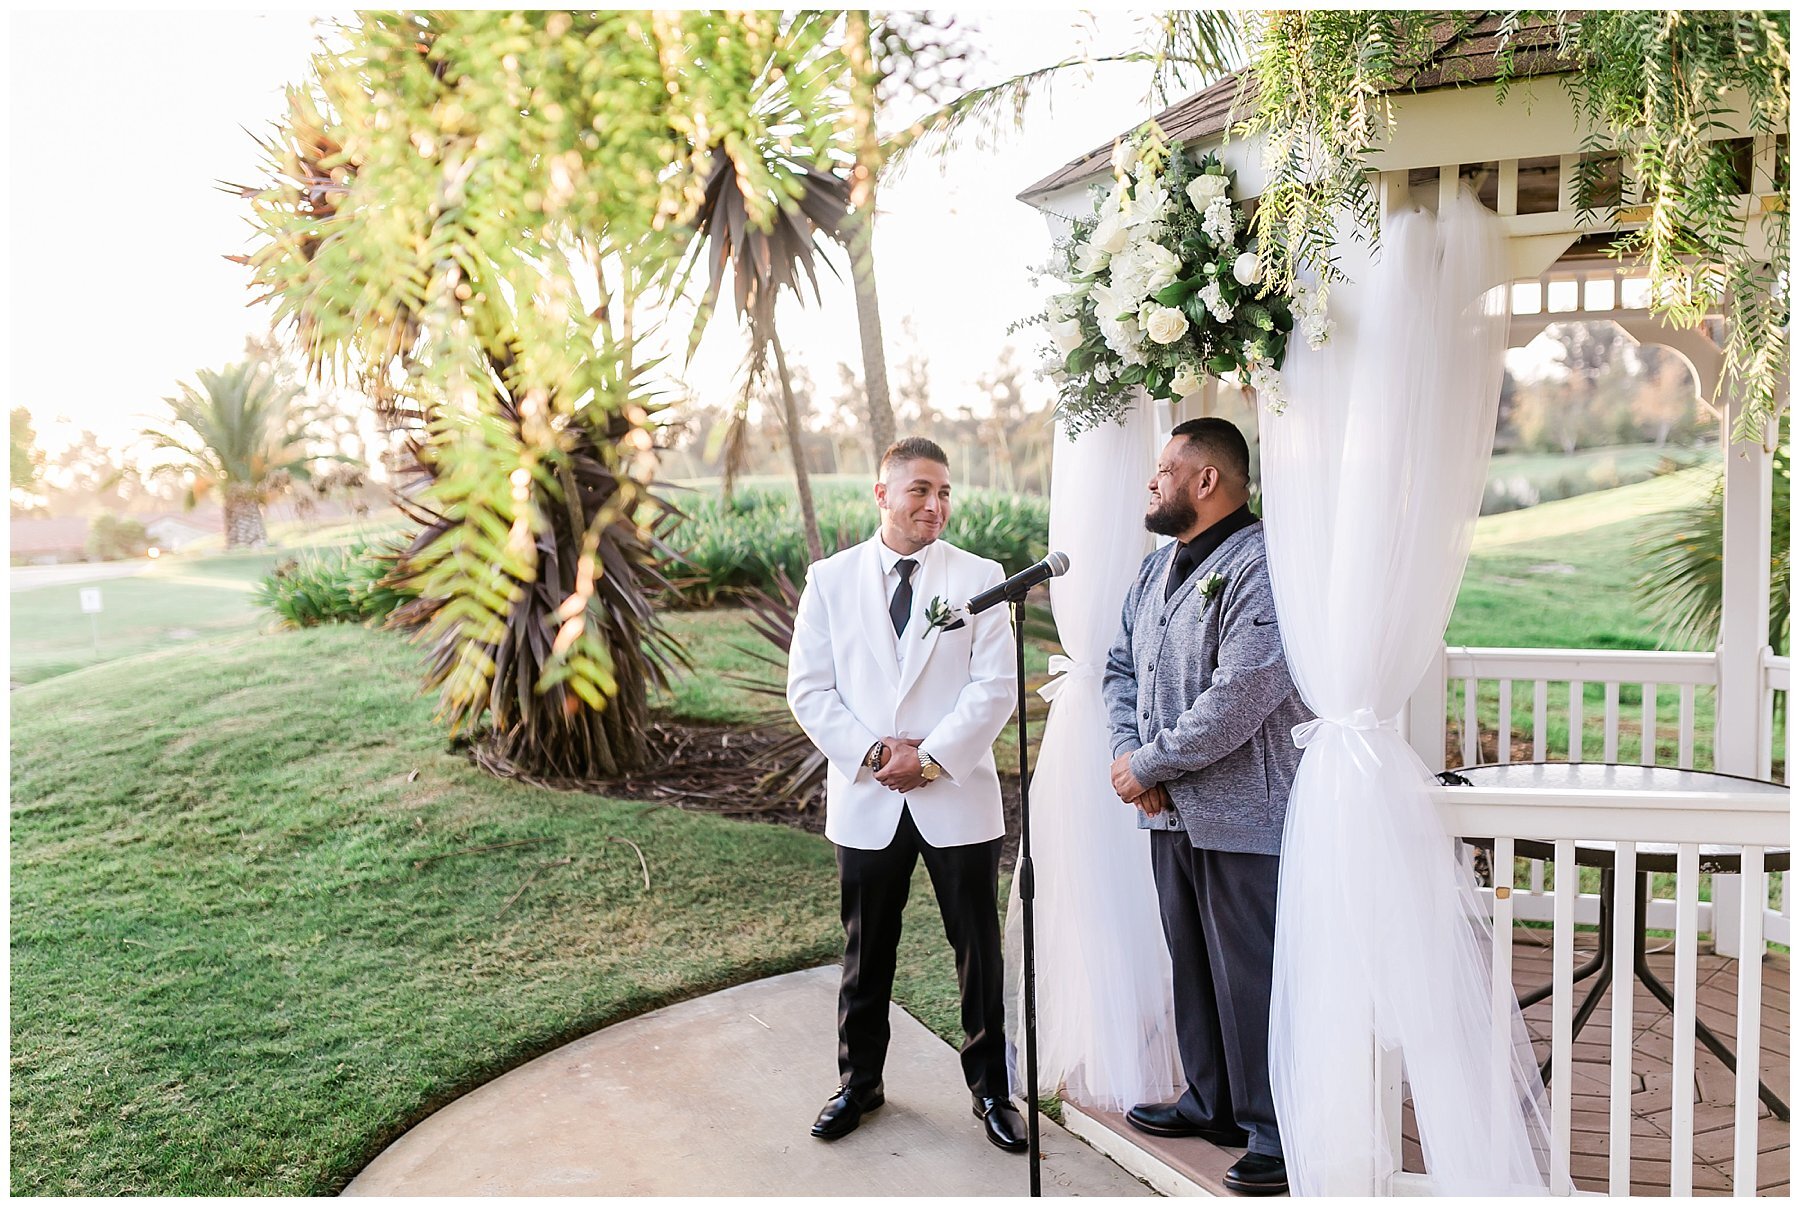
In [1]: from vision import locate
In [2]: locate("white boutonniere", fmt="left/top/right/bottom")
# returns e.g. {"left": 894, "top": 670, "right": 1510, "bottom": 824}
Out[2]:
{"left": 923, "top": 595, "right": 965, "bottom": 636}
{"left": 1196, "top": 572, "right": 1226, "bottom": 602}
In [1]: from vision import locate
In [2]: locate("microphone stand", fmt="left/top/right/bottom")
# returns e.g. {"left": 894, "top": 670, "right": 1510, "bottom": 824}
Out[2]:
{"left": 1009, "top": 591, "right": 1042, "bottom": 1196}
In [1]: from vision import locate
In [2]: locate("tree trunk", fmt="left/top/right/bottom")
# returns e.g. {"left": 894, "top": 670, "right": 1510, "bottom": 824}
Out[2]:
{"left": 223, "top": 485, "right": 268, "bottom": 549}
{"left": 770, "top": 330, "right": 825, "bottom": 564}
{"left": 845, "top": 198, "right": 896, "bottom": 460}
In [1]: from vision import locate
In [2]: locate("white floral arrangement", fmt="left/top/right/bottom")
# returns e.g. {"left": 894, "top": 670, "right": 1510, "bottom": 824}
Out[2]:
{"left": 1028, "top": 128, "right": 1332, "bottom": 433}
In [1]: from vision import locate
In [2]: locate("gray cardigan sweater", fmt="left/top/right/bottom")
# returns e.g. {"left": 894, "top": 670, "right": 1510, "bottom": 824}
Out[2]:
{"left": 1103, "top": 521, "right": 1312, "bottom": 855}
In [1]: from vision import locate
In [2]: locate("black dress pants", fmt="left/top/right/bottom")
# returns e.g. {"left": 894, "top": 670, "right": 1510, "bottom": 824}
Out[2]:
{"left": 1150, "top": 829, "right": 1283, "bottom": 1158}
{"left": 836, "top": 805, "right": 1008, "bottom": 1097}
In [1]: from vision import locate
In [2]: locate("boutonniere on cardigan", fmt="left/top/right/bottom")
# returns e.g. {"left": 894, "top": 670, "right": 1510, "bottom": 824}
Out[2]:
{"left": 1196, "top": 571, "right": 1226, "bottom": 602}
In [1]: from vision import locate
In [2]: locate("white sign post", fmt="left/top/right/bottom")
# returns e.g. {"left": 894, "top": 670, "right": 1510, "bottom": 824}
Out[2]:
{"left": 79, "top": 587, "right": 103, "bottom": 653}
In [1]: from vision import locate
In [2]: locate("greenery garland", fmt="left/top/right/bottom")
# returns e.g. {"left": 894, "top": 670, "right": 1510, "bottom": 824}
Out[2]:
{"left": 1239, "top": 10, "right": 1789, "bottom": 445}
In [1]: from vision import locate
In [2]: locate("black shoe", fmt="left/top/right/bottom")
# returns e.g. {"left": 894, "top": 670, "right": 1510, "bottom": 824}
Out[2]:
{"left": 1125, "top": 1101, "right": 1250, "bottom": 1147}
{"left": 810, "top": 1083, "right": 884, "bottom": 1140}
{"left": 972, "top": 1094, "right": 1028, "bottom": 1153}
{"left": 1223, "top": 1152, "right": 1288, "bottom": 1196}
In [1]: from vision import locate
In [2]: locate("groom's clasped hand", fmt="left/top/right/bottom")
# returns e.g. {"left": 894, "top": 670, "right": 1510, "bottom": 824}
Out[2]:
{"left": 871, "top": 736, "right": 925, "bottom": 793}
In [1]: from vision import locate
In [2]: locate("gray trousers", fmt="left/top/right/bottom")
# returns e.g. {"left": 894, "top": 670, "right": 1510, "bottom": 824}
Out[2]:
{"left": 1149, "top": 831, "right": 1283, "bottom": 1158}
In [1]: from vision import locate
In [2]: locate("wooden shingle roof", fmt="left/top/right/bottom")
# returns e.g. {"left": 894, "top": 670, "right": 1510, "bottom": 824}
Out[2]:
{"left": 1018, "top": 13, "right": 1572, "bottom": 202}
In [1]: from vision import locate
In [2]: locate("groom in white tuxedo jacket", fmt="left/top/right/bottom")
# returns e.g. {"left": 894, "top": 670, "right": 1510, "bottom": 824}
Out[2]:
{"left": 787, "top": 436, "right": 1028, "bottom": 1153}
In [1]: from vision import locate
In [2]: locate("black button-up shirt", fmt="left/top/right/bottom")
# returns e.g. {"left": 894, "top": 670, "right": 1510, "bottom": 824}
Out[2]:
{"left": 1165, "top": 504, "right": 1257, "bottom": 601}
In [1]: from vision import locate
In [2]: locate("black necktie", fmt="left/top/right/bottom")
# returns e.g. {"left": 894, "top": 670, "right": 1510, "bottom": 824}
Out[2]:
{"left": 1165, "top": 542, "right": 1199, "bottom": 601}
{"left": 890, "top": 558, "right": 917, "bottom": 637}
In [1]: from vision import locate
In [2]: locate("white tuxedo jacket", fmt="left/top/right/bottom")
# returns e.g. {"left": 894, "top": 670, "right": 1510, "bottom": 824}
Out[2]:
{"left": 787, "top": 535, "right": 1017, "bottom": 850}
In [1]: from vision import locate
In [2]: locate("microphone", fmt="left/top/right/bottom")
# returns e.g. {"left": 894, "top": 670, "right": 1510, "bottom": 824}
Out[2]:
{"left": 960, "top": 551, "right": 1071, "bottom": 618}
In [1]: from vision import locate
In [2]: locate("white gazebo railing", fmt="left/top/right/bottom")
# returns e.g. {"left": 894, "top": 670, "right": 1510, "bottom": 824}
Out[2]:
{"left": 1759, "top": 650, "right": 1789, "bottom": 783}
{"left": 1431, "top": 645, "right": 1789, "bottom": 948}
{"left": 1407, "top": 784, "right": 1788, "bottom": 1197}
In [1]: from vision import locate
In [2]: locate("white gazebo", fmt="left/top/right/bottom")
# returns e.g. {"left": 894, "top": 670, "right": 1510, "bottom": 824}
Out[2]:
{"left": 1016, "top": 19, "right": 1786, "bottom": 1198}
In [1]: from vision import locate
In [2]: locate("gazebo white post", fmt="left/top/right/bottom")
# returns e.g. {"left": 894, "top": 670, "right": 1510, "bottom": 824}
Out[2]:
{"left": 1710, "top": 384, "right": 1776, "bottom": 959}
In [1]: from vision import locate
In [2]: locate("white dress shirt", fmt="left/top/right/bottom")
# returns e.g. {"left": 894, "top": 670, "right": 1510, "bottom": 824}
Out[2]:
{"left": 875, "top": 533, "right": 937, "bottom": 679}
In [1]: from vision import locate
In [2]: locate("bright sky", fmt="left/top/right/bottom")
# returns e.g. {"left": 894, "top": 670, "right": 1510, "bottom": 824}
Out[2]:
{"left": 8, "top": 10, "right": 1186, "bottom": 463}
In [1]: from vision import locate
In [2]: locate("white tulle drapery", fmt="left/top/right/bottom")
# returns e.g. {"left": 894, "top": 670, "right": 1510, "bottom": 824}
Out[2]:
{"left": 1260, "top": 188, "right": 1561, "bottom": 1195}
{"left": 1003, "top": 397, "right": 1183, "bottom": 1112}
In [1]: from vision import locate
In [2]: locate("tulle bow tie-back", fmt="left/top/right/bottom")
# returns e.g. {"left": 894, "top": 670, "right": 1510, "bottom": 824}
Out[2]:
{"left": 1291, "top": 707, "right": 1384, "bottom": 775}
{"left": 1038, "top": 654, "right": 1103, "bottom": 703}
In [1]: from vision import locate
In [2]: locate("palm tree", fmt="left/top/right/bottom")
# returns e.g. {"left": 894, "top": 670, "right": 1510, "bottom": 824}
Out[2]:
{"left": 843, "top": 11, "right": 897, "bottom": 459}
{"left": 682, "top": 145, "right": 848, "bottom": 564}
{"left": 145, "top": 361, "right": 324, "bottom": 548}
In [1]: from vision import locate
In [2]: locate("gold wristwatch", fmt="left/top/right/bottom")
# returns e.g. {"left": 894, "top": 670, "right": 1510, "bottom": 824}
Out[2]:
{"left": 918, "top": 751, "right": 943, "bottom": 783}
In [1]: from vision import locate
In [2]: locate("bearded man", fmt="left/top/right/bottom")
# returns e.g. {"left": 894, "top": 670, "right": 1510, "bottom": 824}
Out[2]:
{"left": 1101, "top": 417, "right": 1311, "bottom": 1196}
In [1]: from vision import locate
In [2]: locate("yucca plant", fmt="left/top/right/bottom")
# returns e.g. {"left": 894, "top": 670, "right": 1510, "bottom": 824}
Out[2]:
{"left": 234, "top": 13, "right": 965, "bottom": 779}
{"left": 144, "top": 360, "right": 328, "bottom": 548}
{"left": 388, "top": 342, "right": 690, "bottom": 778}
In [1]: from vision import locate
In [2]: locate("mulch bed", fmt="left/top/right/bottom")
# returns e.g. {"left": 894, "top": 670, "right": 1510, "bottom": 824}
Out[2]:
{"left": 476, "top": 715, "right": 1029, "bottom": 869}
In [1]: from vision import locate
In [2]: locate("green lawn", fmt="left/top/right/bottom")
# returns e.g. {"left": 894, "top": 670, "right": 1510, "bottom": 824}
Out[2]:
{"left": 1485, "top": 442, "right": 1715, "bottom": 504}
{"left": 1447, "top": 468, "right": 1724, "bottom": 767}
{"left": 10, "top": 552, "right": 285, "bottom": 685}
{"left": 9, "top": 463, "right": 1776, "bottom": 1193}
{"left": 9, "top": 624, "right": 987, "bottom": 1195}
{"left": 174, "top": 509, "right": 408, "bottom": 556}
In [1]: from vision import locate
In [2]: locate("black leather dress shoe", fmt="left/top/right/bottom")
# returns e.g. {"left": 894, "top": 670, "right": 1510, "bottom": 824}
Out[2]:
{"left": 1223, "top": 1152, "right": 1288, "bottom": 1196}
{"left": 972, "top": 1095, "right": 1028, "bottom": 1152}
{"left": 810, "top": 1083, "right": 884, "bottom": 1140}
{"left": 1125, "top": 1101, "right": 1250, "bottom": 1146}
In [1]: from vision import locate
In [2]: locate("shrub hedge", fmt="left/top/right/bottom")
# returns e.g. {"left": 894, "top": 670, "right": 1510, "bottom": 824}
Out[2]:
{"left": 664, "top": 484, "right": 1050, "bottom": 604}
{"left": 252, "top": 540, "right": 415, "bottom": 628}
{"left": 253, "top": 488, "right": 1051, "bottom": 620}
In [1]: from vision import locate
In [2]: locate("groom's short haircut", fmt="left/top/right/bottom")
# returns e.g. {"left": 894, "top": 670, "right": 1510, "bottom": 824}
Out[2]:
{"left": 880, "top": 436, "right": 950, "bottom": 478}
{"left": 1171, "top": 418, "right": 1251, "bottom": 491}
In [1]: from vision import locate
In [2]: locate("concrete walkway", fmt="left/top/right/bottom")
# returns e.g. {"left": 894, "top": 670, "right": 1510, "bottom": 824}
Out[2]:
{"left": 10, "top": 560, "right": 152, "bottom": 592}
{"left": 347, "top": 966, "right": 1150, "bottom": 1197}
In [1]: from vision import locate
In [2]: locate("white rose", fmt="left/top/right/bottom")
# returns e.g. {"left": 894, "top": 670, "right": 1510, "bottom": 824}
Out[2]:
{"left": 1171, "top": 366, "right": 1205, "bottom": 398}
{"left": 1186, "top": 173, "right": 1229, "bottom": 210}
{"left": 1093, "top": 360, "right": 1114, "bottom": 384}
{"left": 1072, "top": 240, "right": 1110, "bottom": 276}
{"left": 1092, "top": 213, "right": 1130, "bottom": 256}
{"left": 1143, "top": 305, "right": 1190, "bottom": 345}
{"left": 1232, "top": 252, "right": 1262, "bottom": 287}
{"left": 1111, "top": 139, "right": 1133, "bottom": 176}
{"left": 1049, "top": 316, "right": 1086, "bottom": 354}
